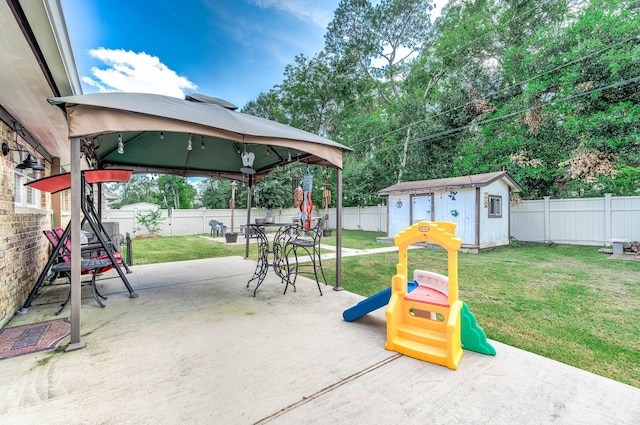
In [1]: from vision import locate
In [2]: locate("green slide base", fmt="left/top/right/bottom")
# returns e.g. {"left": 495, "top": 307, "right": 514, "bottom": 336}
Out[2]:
{"left": 461, "top": 302, "right": 496, "bottom": 356}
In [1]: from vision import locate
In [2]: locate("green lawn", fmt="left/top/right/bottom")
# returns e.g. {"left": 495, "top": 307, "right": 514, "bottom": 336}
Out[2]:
{"left": 129, "top": 231, "right": 640, "bottom": 388}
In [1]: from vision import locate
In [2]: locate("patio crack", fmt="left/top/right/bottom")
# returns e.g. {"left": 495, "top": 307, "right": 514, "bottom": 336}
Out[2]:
{"left": 254, "top": 353, "right": 403, "bottom": 424}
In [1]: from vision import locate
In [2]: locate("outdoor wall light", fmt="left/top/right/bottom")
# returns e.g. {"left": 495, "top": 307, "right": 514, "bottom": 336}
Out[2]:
{"left": 117, "top": 133, "right": 124, "bottom": 154}
{"left": 1, "top": 142, "right": 45, "bottom": 171}
{"left": 187, "top": 134, "right": 193, "bottom": 151}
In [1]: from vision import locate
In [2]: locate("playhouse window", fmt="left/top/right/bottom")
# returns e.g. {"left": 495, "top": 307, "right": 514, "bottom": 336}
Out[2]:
{"left": 488, "top": 195, "right": 502, "bottom": 218}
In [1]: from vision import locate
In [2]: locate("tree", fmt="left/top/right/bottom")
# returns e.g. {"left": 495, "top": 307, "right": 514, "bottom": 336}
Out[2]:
{"left": 107, "top": 175, "right": 159, "bottom": 208}
{"left": 239, "top": 0, "right": 640, "bottom": 200}
{"left": 197, "top": 178, "right": 234, "bottom": 209}
{"left": 370, "top": 0, "right": 434, "bottom": 99}
{"left": 326, "top": 0, "right": 434, "bottom": 104}
{"left": 154, "top": 175, "right": 197, "bottom": 209}
{"left": 459, "top": 0, "right": 640, "bottom": 197}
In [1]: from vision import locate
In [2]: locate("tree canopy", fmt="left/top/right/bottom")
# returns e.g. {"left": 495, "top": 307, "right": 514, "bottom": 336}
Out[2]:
{"left": 243, "top": 0, "right": 640, "bottom": 203}
{"left": 115, "top": 0, "right": 640, "bottom": 207}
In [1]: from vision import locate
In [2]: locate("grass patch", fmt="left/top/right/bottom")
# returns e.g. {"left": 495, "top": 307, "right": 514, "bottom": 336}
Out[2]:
{"left": 130, "top": 235, "right": 258, "bottom": 264}
{"left": 130, "top": 233, "right": 640, "bottom": 388}
{"left": 321, "top": 229, "right": 389, "bottom": 249}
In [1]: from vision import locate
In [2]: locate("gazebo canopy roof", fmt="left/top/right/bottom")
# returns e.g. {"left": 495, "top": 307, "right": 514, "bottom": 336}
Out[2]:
{"left": 49, "top": 92, "right": 351, "bottom": 181}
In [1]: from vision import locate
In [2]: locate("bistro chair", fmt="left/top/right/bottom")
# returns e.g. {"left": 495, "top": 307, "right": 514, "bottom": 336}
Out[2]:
{"left": 284, "top": 217, "right": 327, "bottom": 295}
{"left": 246, "top": 229, "right": 271, "bottom": 296}
{"left": 246, "top": 223, "right": 297, "bottom": 296}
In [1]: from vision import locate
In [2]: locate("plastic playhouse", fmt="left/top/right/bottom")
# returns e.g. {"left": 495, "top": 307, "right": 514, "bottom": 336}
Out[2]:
{"left": 343, "top": 221, "right": 495, "bottom": 370}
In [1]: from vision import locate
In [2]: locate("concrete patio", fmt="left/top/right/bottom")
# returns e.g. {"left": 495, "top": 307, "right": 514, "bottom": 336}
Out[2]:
{"left": 1, "top": 256, "right": 638, "bottom": 424}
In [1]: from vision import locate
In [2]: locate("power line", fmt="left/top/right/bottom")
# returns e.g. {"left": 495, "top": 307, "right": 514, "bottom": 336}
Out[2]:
{"left": 345, "top": 32, "right": 640, "bottom": 153}
{"left": 345, "top": 74, "right": 640, "bottom": 162}
{"left": 322, "top": 0, "right": 560, "bottom": 120}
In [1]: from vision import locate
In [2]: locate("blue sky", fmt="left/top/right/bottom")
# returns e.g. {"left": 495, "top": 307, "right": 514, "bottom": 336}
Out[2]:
{"left": 61, "top": 0, "right": 445, "bottom": 109}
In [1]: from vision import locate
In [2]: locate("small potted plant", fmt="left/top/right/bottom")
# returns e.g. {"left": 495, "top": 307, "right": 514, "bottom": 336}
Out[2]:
{"left": 322, "top": 214, "right": 332, "bottom": 237}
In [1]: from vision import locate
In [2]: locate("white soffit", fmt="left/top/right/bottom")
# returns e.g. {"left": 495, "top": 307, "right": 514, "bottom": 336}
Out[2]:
{"left": 0, "top": 0, "right": 78, "bottom": 166}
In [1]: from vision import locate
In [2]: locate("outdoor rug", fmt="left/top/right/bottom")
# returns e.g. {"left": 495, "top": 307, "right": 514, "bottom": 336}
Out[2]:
{"left": 0, "top": 318, "right": 70, "bottom": 360}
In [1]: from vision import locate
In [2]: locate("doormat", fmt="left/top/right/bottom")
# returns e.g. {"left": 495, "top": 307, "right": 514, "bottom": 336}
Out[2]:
{"left": 0, "top": 318, "right": 70, "bottom": 360}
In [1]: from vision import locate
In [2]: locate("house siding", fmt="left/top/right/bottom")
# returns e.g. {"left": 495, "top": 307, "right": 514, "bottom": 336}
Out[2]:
{"left": 0, "top": 120, "right": 51, "bottom": 327}
{"left": 478, "top": 181, "right": 512, "bottom": 248}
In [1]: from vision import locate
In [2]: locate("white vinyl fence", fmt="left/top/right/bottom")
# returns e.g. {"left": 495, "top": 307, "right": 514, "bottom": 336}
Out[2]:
{"left": 101, "top": 195, "right": 640, "bottom": 246}
{"left": 102, "top": 206, "right": 388, "bottom": 238}
{"left": 510, "top": 194, "right": 640, "bottom": 246}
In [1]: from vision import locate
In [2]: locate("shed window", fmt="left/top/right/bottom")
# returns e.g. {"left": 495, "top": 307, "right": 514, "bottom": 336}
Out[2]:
{"left": 488, "top": 195, "right": 502, "bottom": 218}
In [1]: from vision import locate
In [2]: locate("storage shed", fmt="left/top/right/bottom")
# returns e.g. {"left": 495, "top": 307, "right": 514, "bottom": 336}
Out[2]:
{"left": 378, "top": 171, "right": 522, "bottom": 249}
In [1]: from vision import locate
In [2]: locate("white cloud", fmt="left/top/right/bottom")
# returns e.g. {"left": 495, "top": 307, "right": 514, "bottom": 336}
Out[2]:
{"left": 83, "top": 48, "right": 197, "bottom": 98}
{"left": 249, "top": 0, "right": 336, "bottom": 28}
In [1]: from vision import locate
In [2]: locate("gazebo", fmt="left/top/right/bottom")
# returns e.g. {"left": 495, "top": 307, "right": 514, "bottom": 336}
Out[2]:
{"left": 48, "top": 92, "right": 352, "bottom": 349}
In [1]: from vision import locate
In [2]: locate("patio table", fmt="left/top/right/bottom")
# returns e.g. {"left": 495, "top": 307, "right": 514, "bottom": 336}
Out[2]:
{"left": 246, "top": 223, "right": 296, "bottom": 296}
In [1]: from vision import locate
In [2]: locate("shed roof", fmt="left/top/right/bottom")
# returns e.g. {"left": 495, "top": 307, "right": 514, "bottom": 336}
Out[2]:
{"left": 378, "top": 171, "right": 521, "bottom": 195}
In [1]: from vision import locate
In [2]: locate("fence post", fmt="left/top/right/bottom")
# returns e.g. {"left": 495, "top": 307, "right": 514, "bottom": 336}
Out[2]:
{"left": 604, "top": 193, "right": 612, "bottom": 245}
{"left": 132, "top": 207, "right": 137, "bottom": 238}
{"left": 126, "top": 232, "right": 133, "bottom": 266}
{"left": 544, "top": 196, "right": 551, "bottom": 243}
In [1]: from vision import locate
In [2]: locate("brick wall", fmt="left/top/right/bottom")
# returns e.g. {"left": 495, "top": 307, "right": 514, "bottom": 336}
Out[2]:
{"left": 0, "top": 121, "right": 51, "bottom": 327}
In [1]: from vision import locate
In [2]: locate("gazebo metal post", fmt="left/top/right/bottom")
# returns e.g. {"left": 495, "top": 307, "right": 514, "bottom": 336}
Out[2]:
{"left": 334, "top": 168, "right": 343, "bottom": 290}
{"left": 244, "top": 173, "right": 253, "bottom": 259}
{"left": 67, "top": 136, "right": 85, "bottom": 351}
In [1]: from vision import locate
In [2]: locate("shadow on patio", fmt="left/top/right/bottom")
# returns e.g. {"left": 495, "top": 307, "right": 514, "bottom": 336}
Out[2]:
{"left": 1, "top": 257, "right": 638, "bottom": 424}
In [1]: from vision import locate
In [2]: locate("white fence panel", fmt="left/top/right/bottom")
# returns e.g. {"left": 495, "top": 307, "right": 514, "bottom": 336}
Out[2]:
{"left": 510, "top": 199, "right": 546, "bottom": 242}
{"left": 103, "top": 195, "right": 639, "bottom": 246}
{"left": 511, "top": 194, "right": 640, "bottom": 246}
{"left": 611, "top": 196, "right": 640, "bottom": 240}
{"left": 102, "top": 205, "right": 388, "bottom": 237}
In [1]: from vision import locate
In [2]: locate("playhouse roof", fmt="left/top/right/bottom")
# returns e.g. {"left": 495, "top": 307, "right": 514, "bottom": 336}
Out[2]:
{"left": 377, "top": 171, "right": 522, "bottom": 195}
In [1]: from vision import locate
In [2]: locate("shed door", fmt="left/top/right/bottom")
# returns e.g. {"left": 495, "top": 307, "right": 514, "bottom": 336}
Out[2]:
{"left": 388, "top": 195, "right": 410, "bottom": 237}
{"left": 411, "top": 195, "right": 432, "bottom": 223}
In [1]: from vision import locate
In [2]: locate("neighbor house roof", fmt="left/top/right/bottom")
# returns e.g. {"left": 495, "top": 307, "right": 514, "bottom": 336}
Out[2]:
{"left": 378, "top": 171, "right": 522, "bottom": 195}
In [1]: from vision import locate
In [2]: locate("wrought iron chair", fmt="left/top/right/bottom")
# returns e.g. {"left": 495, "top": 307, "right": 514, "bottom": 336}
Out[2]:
{"left": 246, "top": 224, "right": 297, "bottom": 296}
{"left": 284, "top": 217, "right": 327, "bottom": 295}
{"left": 272, "top": 224, "right": 296, "bottom": 288}
{"left": 246, "top": 229, "right": 271, "bottom": 296}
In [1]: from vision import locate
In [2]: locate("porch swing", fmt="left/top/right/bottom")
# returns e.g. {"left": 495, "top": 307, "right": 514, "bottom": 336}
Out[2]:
{"left": 18, "top": 169, "right": 138, "bottom": 314}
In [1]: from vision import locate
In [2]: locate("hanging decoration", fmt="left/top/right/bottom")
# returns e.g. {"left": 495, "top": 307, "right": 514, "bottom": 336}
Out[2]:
{"left": 301, "top": 172, "right": 314, "bottom": 229}
{"left": 291, "top": 174, "right": 303, "bottom": 208}
{"left": 321, "top": 172, "right": 331, "bottom": 221}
